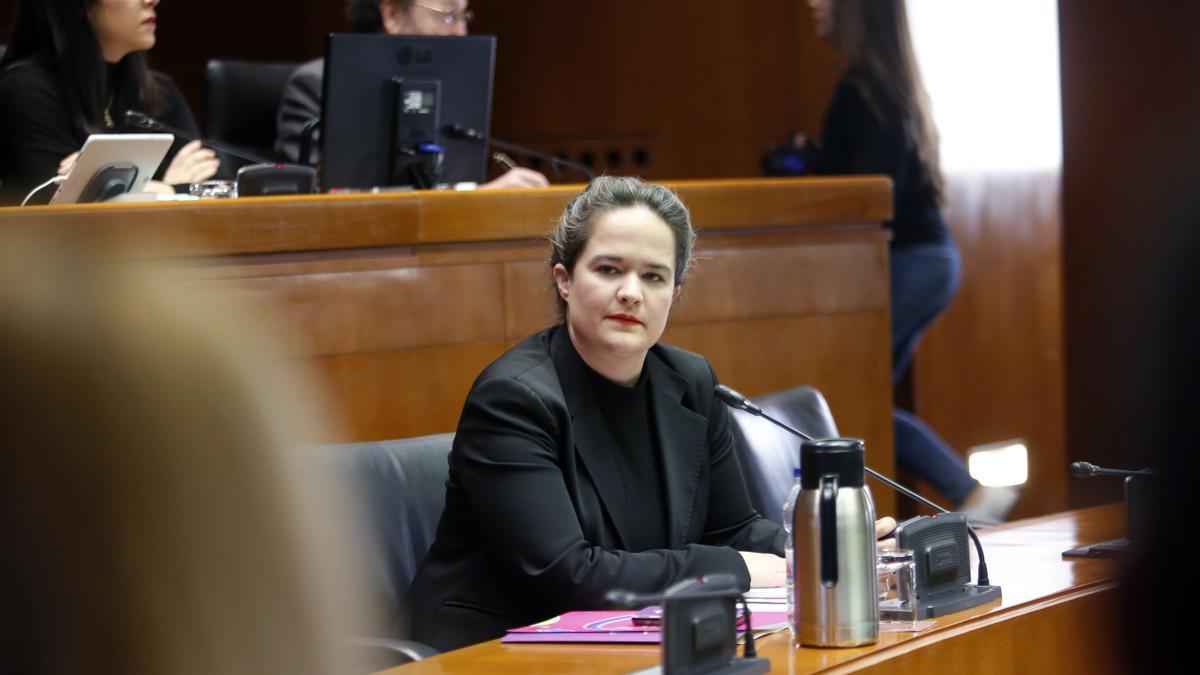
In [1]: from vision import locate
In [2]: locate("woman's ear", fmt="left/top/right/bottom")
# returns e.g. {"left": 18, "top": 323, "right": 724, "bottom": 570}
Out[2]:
{"left": 672, "top": 285, "right": 682, "bottom": 303}
{"left": 553, "top": 263, "right": 571, "bottom": 301}
{"left": 379, "top": 0, "right": 408, "bottom": 34}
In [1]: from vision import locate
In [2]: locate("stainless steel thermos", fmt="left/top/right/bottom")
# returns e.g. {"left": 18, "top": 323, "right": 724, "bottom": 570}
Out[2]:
{"left": 790, "top": 438, "right": 878, "bottom": 647}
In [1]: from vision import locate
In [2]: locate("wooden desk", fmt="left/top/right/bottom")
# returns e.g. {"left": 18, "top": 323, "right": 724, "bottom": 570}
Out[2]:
{"left": 385, "top": 505, "right": 1126, "bottom": 674}
{"left": 0, "top": 178, "right": 897, "bottom": 507}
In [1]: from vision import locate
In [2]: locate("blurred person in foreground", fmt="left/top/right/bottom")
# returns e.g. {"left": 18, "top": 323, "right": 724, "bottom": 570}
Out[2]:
{"left": 275, "top": 0, "right": 548, "bottom": 190}
{"left": 0, "top": 0, "right": 219, "bottom": 204}
{"left": 0, "top": 229, "right": 372, "bottom": 674}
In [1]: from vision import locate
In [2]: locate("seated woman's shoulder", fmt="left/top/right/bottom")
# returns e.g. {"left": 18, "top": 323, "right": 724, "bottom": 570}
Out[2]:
{"left": 473, "top": 330, "right": 557, "bottom": 387}
{"left": 0, "top": 62, "right": 66, "bottom": 125}
{"left": 0, "top": 60, "right": 60, "bottom": 94}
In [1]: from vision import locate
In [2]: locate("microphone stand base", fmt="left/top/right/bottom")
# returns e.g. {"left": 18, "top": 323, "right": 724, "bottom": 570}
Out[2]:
{"left": 914, "top": 584, "right": 1003, "bottom": 619}
{"left": 1062, "top": 537, "right": 1129, "bottom": 559}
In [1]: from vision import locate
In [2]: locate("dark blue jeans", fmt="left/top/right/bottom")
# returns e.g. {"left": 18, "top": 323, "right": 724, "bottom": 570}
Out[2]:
{"left": 891, "top": 243, "right": 961, "bottom": 380}
{"left": 891, "top": 242, "right": 978, "bottom": 504}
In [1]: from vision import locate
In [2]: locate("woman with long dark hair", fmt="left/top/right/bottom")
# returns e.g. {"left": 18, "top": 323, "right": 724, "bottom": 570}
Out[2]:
{"left": 0, "top": 0, "right": 218, "bottom": 203}
{"left": 806, "top": 0, "right": 1015, "bottom": 521}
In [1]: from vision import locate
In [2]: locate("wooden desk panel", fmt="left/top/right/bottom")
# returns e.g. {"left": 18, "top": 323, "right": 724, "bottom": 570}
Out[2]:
{"left": 0, "top": 179, "right": 895, "bottom": 503}
{"left": 385, "top": 505, "right": 1125, "bottom": 674}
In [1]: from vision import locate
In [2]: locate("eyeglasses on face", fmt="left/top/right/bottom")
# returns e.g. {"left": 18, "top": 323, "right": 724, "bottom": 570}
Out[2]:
{"left": 414, "top": 2, "right": 474, "bottom": 27}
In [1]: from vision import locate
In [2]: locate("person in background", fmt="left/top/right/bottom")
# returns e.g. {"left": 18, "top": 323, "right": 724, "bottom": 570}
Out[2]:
{"left": 802, "top": 0, "right": 1016, "bottom": 522}
{"left": 408, "top": 176, "right": 896, "bottom": 650}
{"left": 275, "top": 0, "right": 549, "bottom": 189}
{"left": 0, "top": 0, "right": 219, "bottom": 204}
{"left": 0, "top": 229, "right": 373, "bottom": 674}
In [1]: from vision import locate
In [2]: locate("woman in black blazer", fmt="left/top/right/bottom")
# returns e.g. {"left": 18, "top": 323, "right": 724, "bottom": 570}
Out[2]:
{"left": 409, "top": 177, "right": 790, "bottom": 651}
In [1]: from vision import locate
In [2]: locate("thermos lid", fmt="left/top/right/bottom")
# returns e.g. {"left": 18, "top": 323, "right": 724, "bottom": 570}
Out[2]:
{"left": 800, "top": 438, "right": 865, "bottom": 488}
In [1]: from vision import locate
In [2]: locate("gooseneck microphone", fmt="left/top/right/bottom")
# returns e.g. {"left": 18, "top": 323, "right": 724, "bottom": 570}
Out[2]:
{"left": 444, "top": 124, "right": 596, "bottom": 181}
{"left": 124, "top": 110, "right": 274, "bottom": 166}
{"left": 1070, "top": 461, "right": 1156, "bottom": 479}
{"left": 714, "top": 385, "right": 949, "bottom": 513}
{"left": 714, "top": 384, "right": 992, "bottom": 587}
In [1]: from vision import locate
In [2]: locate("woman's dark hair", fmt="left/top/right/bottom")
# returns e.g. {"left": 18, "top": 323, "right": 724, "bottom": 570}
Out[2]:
{"left": 345, "top": 0, "right": 416, "bottom": 33}
{"left": 549, "top": 176, "right": 696, "bottom": 317}
{"left": 830, "top": 0, "right": 944, "bottom": 203}
{"left": 0, "top": 0, "right": 165, "bottom": 135}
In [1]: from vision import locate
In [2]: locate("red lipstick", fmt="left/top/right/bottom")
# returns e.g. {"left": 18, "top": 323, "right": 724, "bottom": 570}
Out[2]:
{"left": 607, "top": 313, "right": 643, "bottom": 326}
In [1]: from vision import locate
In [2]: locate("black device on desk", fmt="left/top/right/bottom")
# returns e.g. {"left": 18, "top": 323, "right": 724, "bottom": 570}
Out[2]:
{"left": 1063, "top": 462, "right": 1158, "bottom": 559}
{"left": 321, "top": 34, "right": 495, "bottom": 191}
{"left": 607, "top": 574, "right": 769, "bottom": 675}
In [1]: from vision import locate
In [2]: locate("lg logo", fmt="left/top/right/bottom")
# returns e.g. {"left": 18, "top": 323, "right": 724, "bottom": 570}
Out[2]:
{"left": 396, "top": 44, "right": 434, "bottom": 68}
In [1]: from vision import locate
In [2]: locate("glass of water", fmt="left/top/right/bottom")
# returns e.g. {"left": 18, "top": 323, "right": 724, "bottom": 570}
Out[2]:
{"left": 189, "top": 180, "right": 236, "bottom": 199}
{"left": 877, "top": 548, "right": 917, "bottom": 624}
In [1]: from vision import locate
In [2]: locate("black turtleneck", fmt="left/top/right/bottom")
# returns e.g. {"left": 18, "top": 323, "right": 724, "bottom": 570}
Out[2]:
{"left": 584, "top": 364, "right": 669, "bottom": 552}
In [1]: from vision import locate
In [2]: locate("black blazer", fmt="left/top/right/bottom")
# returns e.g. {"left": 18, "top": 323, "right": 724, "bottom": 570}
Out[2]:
{"left": 409, "top": 326, "right": 784, "bottom": 651}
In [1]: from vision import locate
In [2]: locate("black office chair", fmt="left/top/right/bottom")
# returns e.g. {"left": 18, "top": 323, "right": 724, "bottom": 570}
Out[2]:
{"left": 730, "top": 386, "right": 839, "bottom": 524}
{"left": 321, "top": 433, "right": 453, "bottom": 668}
{"left": 202, "top": 59, "right": 298, "bottom": 176}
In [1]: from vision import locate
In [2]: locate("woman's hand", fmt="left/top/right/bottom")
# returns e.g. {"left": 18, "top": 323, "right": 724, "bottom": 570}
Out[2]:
{"left": 876, "top": 516, "right": 897, "bottom": 550}
{"left": 163, "top": 140, "right": 219, "bottom": 185}
{"left": 480, "top": 167, "right": 549, "bottom": 189}
{"left": 58, "top": 151, "right": 81, "bottom": 176}
{"left": 741, "top": 551, "right": 787, "bottom": 588}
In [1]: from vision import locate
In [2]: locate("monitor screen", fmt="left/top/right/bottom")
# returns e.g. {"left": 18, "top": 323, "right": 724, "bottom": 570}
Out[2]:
{"left": 321, "top": 34, "right": 495, "bottom": 191}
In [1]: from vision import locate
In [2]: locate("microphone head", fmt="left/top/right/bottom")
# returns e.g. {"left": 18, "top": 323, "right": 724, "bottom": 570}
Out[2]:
{"left": 1070, "top": 461, "right": 1098, "bottom": 478}
{"left": 713, "top": 384, "right": 762, "bottom": 415}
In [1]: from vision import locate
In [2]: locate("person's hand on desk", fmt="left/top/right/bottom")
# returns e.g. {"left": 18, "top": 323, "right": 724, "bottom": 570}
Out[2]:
{"left": 58, "top": 151, "right": 80, "bottom": 177}
{"left": 162, "top": 140, "right": 220, "bottom": 186}
{"left": 745, "top": 517, "right": 899, "bottom": 588}
{"left": 741, "top": 551, "right": 787, "bottom": 588}
{"left": 876, "top": 516, "right": 897, "bottom": 551}
{"left": 480, "top": 166, "right": 550, "bottom": 189}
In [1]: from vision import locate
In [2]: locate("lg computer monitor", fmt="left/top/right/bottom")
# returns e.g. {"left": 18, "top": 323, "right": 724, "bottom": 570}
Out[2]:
{"left": 321, "top": 34, "right": 495, "bottom": 191}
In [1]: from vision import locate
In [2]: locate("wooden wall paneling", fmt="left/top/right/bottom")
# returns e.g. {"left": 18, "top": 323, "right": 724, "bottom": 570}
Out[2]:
{"left": 1059, "top": 0, "right": 1200, "bottom": 508}
{"left": 308, "top": 342, "right": 509, "bottom": 442}
{"left": 1, "top": 193, "right": 423, "bottom": 257}
{"left": 152, "top": 1, "right": 344, "bottom": 126}
{"left": 656, "top": 1, "right": 805, "bottom": 180}
{"left": 910, "top": 171, "right": 1067, "bottom": 518}
{"left": 672, "top": 240, "right": 888, "bottom": 324}
{"left": 674, "top": 177, "right": 892, "bottom": 227}
{"left": 502, "top": 259, "right": 559, "bottom": 341}
{"left": 471, "top": 0, "right": 672, "bottom": 177}
{"left": 189, "top": 262, "right": 507, "bottom": 357}
{"left": 418, "top": 186, "right": 575, "bottom": 242}
{"left": 470, "top": 0, "right": 842, "bottom": 180}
